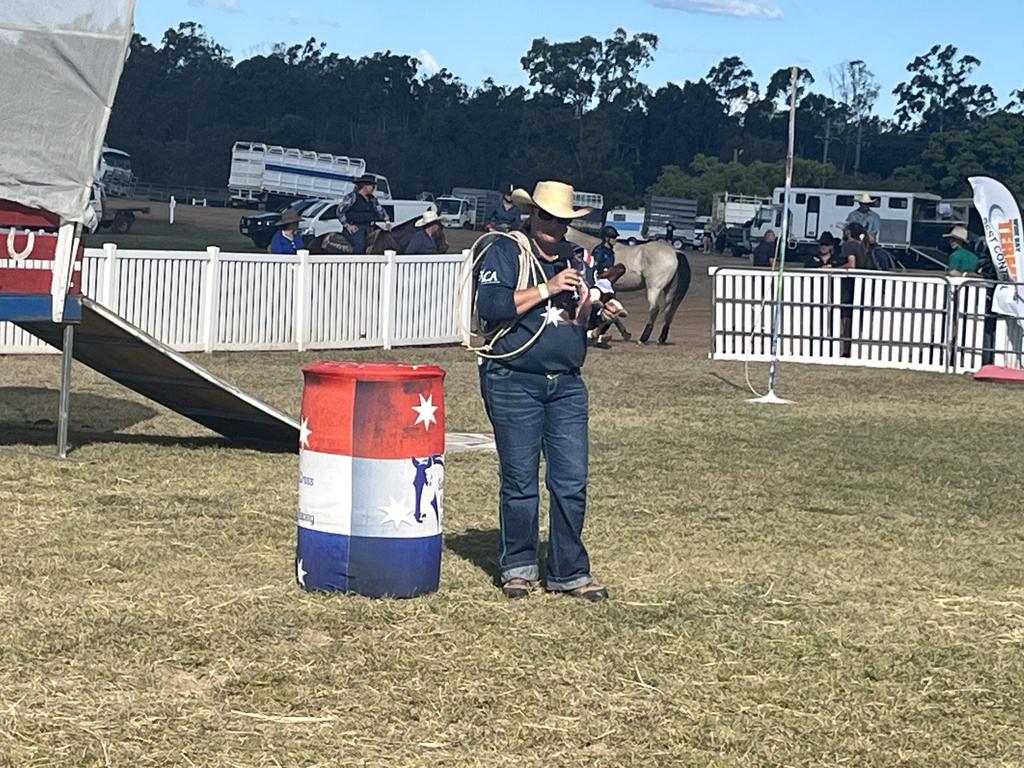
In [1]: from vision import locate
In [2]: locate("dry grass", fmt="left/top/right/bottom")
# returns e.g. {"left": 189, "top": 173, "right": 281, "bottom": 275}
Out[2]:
{"left": 2, "top": 341, "right": 1023, "bottom": 767}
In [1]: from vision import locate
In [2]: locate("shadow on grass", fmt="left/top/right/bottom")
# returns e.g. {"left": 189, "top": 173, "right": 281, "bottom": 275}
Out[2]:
{"left": 445, "top": 528, "right": 502, "bottom": 586}
{"left": 446, "top": 527, "right": 554, "bottom": 587}
{"left": 0, "top": 386, "right": 277, "bottom": 452}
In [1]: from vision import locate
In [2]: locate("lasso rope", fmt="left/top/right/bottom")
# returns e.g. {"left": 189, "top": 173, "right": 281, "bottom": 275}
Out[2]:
{"left": 457, "top": 231, "right": 555, "bottom": 360}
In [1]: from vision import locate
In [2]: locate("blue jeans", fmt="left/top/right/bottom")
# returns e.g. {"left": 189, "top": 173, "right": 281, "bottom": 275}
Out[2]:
{"left": 480, "top": 361, "right": 593, "bottom": 591}
{"left": 345, "top": 225, "right": 368, "bottom": 254}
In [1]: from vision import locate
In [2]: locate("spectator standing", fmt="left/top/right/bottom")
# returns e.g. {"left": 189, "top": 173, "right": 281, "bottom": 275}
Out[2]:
{"left": 338, "top": 173, "right": 390, "bottom": 254}
{"left": 943, "top": 226, "right": 980, "bottom": 276}
{"left": 751, "top": 230, "right": 777, "bottom": 267}
{"left": 804, "top": 231, "right": 837, "bottom": 268}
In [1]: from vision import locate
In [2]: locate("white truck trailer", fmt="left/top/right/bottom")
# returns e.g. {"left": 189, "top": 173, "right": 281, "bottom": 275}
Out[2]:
{"left": 749, "top": 187, "right": 941, "bottom": 248}
{"left": 227, "top": 141, "right": 392, "bottom": 209}
{"left": 712, "top": 192, "right": 771, "bottom": 230}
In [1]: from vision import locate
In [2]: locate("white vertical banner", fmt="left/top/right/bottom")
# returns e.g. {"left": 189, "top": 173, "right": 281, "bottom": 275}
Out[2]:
{"left": 969, "top": 176, "right": 1022, "bottom": 283}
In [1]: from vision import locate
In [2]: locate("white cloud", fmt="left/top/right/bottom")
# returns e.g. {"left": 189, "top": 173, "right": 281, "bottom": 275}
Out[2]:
{"left": 653, "top": 0, "right": 783, "bottom": 19}
{"left": 189, "top": 0, "right": 241, "bottom": 11}
{"left": 417, "top": 48, "right": 441, "bottom": 75}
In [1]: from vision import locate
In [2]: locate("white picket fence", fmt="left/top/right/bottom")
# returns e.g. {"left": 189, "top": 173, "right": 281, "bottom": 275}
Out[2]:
{"left": 1, "top": 246, "right": 473, "bottom": 354}
{"left": 710, "top": 266, "right": 1024, "bottom": 374}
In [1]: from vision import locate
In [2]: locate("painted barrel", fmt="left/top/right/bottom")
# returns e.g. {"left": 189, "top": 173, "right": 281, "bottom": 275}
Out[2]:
{"left": 296, "top": 361, "right": 446, "bottom": 597}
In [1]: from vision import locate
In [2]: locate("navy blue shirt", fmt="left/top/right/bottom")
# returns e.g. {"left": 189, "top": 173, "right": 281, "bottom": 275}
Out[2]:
{"left": 477, "top": 236, "right": 595, "bottom": 374}
{"left": 270, "top": 229, "right": 302, "bottom": 254}
{"left": 592, "top": 243, "right": 615, "bottom": 272}
{"left": 487, "top": 204, "right": 520, "bottom": 229}
{"left": 407, "top": 229, "right": 437, "bottom": 254}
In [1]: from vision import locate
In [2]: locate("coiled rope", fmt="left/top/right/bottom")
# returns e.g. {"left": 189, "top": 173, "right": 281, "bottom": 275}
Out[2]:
{"left": 456, "top": 230, "right": 555, "bottom": 360}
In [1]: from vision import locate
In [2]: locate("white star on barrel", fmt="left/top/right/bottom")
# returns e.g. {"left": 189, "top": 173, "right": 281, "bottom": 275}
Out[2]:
{"left": 379, "top": 496, "right": 416, "bottom": 528}
{"left": 299, "top": 416, "right": 312, "bottom": 449}
{"left": 411, "top": 393, "right": 438, "bottom": 431}
{"left": 296, "top": 558, "right": 307, "bottom": 588}
{"left": 542, "top": 304, "right": 565, "bottom": 327}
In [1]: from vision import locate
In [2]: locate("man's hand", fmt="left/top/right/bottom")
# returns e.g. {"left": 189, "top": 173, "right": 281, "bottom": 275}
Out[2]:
{"left": 345, "top": 223, "right": 359, "bottom": 233}
{"left": 546, "top": 268, "right": 581, "bottom": 295}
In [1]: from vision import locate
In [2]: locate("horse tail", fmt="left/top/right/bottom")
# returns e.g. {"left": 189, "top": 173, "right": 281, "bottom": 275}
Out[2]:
{"left": 668, "top": 251, "right": 691, "bottom": 311}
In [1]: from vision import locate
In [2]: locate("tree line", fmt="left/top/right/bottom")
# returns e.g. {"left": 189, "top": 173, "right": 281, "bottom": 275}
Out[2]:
{"left": 107, "top": 23, "right": 1024, "bottom": 212}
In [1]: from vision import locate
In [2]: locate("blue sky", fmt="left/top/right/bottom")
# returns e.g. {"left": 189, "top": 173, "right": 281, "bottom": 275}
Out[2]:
{"left": 135, "top": 0, "right": 1022, "bottom": 119}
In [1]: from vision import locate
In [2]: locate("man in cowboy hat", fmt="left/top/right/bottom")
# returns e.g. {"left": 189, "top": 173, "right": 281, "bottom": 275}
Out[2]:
{"left": 943, "top": 225, "right": 979, "bottom": 276}
{"left": 846, "top": 192, "right": 881, "bottom": 241}
{"left": 269, "top": 208, "right": 304, "bottom": 254}
{"left": 475, "top": 180, "right": 622, "bottom": 603}
{"left": 407, "top": 210, "right": 444, "bottom": 254}
{"left": 337, "top": 173, "right": 390, "bottom": 254}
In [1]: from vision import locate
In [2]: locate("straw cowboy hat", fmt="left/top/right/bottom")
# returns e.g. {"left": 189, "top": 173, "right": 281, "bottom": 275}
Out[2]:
{"left": 277, "top": 208, "right": 301, "bottom": 227}
{"left": 511, "top": 180, "right": 590, "bottom": 219}
{"left": 943, "top": 225, "right": 969, "bottom": 243}
{"left": 855, "top": 192, "right": 875, "bottom": 204}
{"left": 415, "top": 210, "right": 444, "bottom": 228}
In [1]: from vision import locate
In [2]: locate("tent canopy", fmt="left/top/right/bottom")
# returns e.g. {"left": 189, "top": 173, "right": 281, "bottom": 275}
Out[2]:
{"left": 0, "top": 1, "right": 136, "bottom": 228}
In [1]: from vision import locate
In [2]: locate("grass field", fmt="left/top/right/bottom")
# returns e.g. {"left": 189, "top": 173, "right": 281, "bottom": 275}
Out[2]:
{"left": 2, "top": 333, "right": 1024, "bottom": 765}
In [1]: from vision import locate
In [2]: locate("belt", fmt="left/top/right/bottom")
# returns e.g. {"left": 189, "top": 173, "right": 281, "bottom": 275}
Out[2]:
{"left": 486, "top": 360, "right": 580, "bottom": 378}
{"left": 545, "top": 368, "right": 580, "bottom": 379}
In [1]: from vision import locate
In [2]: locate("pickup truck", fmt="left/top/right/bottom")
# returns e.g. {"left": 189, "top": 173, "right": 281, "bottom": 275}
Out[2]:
{"left": 239, "top": 198, "right": 323, "bottom": 249}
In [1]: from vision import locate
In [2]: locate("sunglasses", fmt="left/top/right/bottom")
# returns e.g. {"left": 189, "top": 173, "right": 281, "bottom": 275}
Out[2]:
{"left": 536, "top": 207, "right": 572, "bottom": 226}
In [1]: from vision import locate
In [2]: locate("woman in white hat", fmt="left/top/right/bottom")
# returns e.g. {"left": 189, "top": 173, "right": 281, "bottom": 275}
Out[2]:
{"left": 476, "top": 180, "right": 622, "bottom": 602}
{"left": 407, "top": 210, "right": 444, "bottom": 254}
{"left": 943, "top": 225, "right": 979, "bottom": 276}
{"left": 845, "top": 192, "right": 881, "bottom": 241}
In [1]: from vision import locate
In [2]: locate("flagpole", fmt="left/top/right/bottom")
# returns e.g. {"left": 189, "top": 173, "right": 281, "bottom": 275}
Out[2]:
{"left": 749, "top": 66, "right": 798, "bottom": 406}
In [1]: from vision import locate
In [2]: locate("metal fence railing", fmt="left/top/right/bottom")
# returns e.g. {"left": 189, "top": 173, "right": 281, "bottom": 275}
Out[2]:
{"left": 710, "top": 266, "right": 1024, "bottom": 375}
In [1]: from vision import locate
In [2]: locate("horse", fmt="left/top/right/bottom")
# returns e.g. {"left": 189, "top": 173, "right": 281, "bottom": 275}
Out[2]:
{"left": 306, "top": 216, "right": 448, "bottom": 255}
{"left": 367, "top": 216, "right": 449, "bottom": 255}
{"left": 566, "top": 228, "right": 691, "bottom": 345}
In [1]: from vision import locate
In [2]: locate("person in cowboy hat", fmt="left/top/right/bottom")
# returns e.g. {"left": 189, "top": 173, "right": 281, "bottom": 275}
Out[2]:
{"left": 846, "top": 192, "right": 881, "bottom": 240}
{"left": 942, "top": 225, "right": 979, "bottom": 276}
{"left": 269, "top": 207, "right": 305, "bottom": 254}
{"left": 337, "top": 173, "right": 391, "bottom": 254}
{"left": 485, "top": 186, "right": 521, "bottom": 232}
{"left": 475, "top": 180, "right": 623, "bottom": 603}
{"left": 407, "top": 209, "right": 444, "bottom": 254}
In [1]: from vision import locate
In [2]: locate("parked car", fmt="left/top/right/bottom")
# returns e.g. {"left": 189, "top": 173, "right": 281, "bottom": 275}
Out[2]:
{"left": 239, "top": 198, "right": 322, "bottom": 249}
{"left": 693, "top": 216, "right": 710, "bottom": 248}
